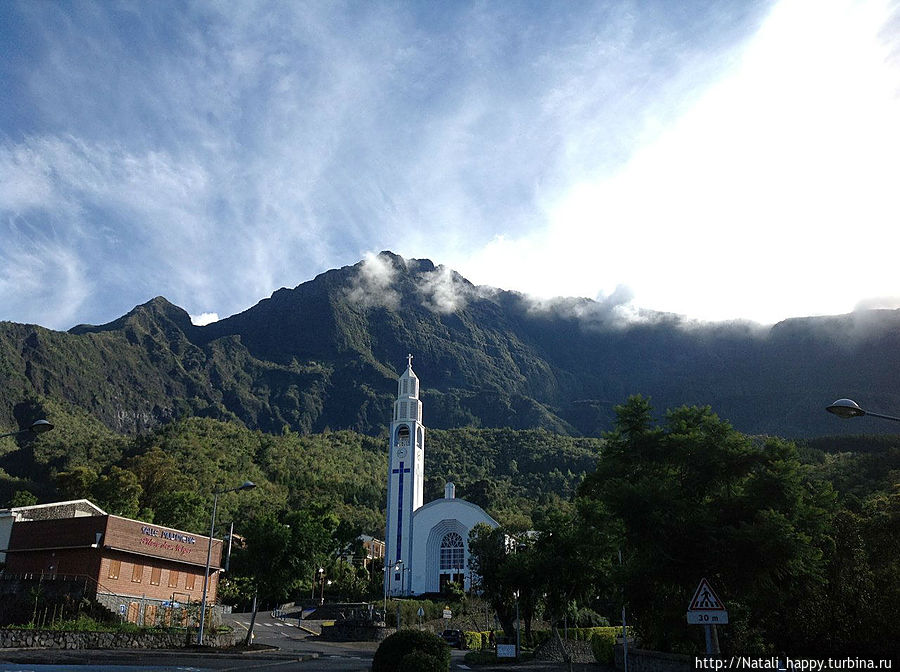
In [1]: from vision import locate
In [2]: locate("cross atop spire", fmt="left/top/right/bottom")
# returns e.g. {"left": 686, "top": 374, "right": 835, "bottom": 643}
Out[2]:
{"left": 407, "top": 353, "right": 414, "bottom": 369}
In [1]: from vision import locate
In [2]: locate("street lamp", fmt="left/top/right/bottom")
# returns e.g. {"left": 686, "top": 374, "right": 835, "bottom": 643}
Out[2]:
{"left": 382, "top": 565, "right": 388, "bottom": 619}
{"left": 197, "top": 480, "right": 256, "bottom": 645}
{"left": 0, "top": 419, "right": 54, "bottom": 440}
{"left": 393, "top": 560, "right": 408, "bottom": 596}
{"left": 826, "top": 398, "right": 900, "bottom": 423}
{"left": 513, "top": 589, "right": 521, "bottom": 659}
{"left": 319, "top": 575, "right": 334, "bottom": 606}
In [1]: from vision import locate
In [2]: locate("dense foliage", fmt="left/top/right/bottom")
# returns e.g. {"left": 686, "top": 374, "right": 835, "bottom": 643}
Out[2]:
{"left": 0, "top": 398, "right": 602, "bottom": 607}
{"left": 373, "top": 629, "right": 450, "bottom": 672}
{"left": 1, "top": 362, "right": 898, "bottom": 657}
{"left": 467, "top": 396, "right": 899, "bottom": 658}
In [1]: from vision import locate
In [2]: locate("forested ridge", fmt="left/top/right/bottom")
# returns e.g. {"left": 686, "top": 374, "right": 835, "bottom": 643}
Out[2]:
{"left": 0, "top": 395, "right": 602, "bottom": 535}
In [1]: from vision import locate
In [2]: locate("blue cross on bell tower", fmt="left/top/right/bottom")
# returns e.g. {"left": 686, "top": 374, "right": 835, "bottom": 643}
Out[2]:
{"left": 391, "top": 461, "right": 411, "bottom": 561}
{"left": 384, "top": 355, "right": 425, "bottom": 596}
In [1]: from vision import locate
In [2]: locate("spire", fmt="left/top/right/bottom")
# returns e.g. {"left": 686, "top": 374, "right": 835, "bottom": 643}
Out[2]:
{"left": 395, "top": 354, "right": 421, "bottom": 422}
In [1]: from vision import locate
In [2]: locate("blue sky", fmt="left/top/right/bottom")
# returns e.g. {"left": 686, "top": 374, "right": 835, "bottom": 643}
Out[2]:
{"left": 1, "top": 0, "right": 898, "bottom": 330}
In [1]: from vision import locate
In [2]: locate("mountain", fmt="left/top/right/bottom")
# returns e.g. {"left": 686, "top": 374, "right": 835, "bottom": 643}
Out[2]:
{"left": 3, "top": 251, "right": 900, "bottom": 438}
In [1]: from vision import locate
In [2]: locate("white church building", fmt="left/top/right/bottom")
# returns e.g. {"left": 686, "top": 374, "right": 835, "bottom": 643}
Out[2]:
{"left": 384, "top": 356, "right": 498, "bottom": 596}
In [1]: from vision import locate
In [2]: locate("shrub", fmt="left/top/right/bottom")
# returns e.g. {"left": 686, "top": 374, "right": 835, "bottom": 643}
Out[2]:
{"left": 574, "top": 607, "right": 609, "bottom": 627}
{"left": 373, "top": 630, "right": 450, "bottom": 672}
{"left": 462, "top": 631, "right": 482, "bottom": 650}
{"left": 561, "top": 626, "right": 619, "bottom": 642}
{"left": 528, "top": 630, "right": 552, "bottom": 648}
{"left": 591, "top": 629, "right": 617, "bottom": 664}
{"left": 398, "top": 650, "right": 446, "bottom": 672}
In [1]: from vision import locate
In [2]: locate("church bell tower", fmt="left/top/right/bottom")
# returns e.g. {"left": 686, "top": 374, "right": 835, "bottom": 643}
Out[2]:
{"left": 384, "top": 354, "right": 425, "bottom": 596}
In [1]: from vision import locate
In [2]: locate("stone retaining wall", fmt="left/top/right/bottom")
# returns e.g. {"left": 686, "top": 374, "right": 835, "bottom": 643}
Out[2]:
{"left": 0, "top": 628, "right": 235, "bottom": 650}
{"left": 534, "top": 637, "right": 595, "bottom": 663}
{"left": 319, "top": 622, "right": 394, "bottom": 642}
{"left": 615, "top": 645, "right": 692, "bottom": 672}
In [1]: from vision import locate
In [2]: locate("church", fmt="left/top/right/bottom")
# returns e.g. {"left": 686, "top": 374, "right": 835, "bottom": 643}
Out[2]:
{"left": 384, "top": 356, "right": 498, "bottom": 596}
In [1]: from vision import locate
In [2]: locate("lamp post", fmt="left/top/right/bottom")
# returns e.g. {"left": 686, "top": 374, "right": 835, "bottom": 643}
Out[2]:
{"left": 382, "top": 565, "right": 388, "bottom": 620}
{"left": 513, "top": 589, "right": 521, "bottom": 659}
{"left": 0, "top": 419, "right": 54, "bottom": 440}
{"left": 826, "top": 398, "right": 900, "bottom": 423}
{"left": 393, "top": 560, "right": 405, "bottom": 596}
{"left": 197, "top": 480, "right": 256, "bottom": 645}
{"left": 319, "top": 570, "right": 330, "bottom": 606}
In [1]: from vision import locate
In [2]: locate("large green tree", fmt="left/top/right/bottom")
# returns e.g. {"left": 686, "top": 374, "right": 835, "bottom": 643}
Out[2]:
{"left": 226, "top": 507, "right": 335, "bottom": 608}
{"left": 578, "top": 396, "right": 832, "bottom": 655}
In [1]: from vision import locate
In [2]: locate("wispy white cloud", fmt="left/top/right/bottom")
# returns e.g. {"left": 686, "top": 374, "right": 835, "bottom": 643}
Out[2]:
{"left": 190, "top": 312, "right": 219, "bottom": 326}
{"left": 416, "top": 266, "right": 470, "bottom": 314}
{"left": 2, "top": 0, "right": 895, "bottom": 331}
{"left": 345, "top": 252, "right": 402, "bottom": 310}
{"left": 453, "top": 0, "right": 900, "bottom": 325}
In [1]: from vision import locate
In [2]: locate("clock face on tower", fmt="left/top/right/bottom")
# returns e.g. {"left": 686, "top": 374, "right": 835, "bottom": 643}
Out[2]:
{"left": 397, "top": 446, "right": 408, "bottom": 458}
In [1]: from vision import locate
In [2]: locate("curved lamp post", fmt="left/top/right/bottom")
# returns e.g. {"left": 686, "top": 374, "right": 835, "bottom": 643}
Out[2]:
{"left": 197, "top": 480, "right": 256, "bottom": 645}
{"left": 826, "top": 398, "right": 900, "bottom": 423}
{"left": 0, "top": 419, "right": 54, "bottom": 440}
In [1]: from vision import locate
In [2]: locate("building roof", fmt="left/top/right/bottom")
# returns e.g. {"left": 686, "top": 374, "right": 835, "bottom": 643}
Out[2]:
{"left": 0, "top": 499, "right": 106, "bottom": 521}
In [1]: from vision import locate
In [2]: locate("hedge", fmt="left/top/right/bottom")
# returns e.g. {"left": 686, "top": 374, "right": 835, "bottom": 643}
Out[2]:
{"left": 590, "top": 628, "right": 619, "bottom": 664}
{"left": 373, "top": 630, "right": 450, "bottom": 672}
{"left": 459, "top": 627, "right": 620, "bottom": 652}
{"left": 557, "top": 626, "right": 620, "bottom": 642}
{"left": 463, "top": 631, "right": 483, "bottom": 650}
{"left": 398, "top": 650, "right": 447, "bottom": 672}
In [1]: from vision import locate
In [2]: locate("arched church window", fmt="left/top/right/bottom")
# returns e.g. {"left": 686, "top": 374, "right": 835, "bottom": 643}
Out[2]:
{"left": 397, "top": 425, "right": 410, "bottom": 448}
{"left": 440, "top": 532, "right": 465, "bottom": 571}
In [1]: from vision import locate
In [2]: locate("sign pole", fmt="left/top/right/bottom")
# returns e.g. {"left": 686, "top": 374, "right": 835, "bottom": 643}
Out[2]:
{"left": 619, "top": 549, "right": 629, "bottom": 672}
{"left": 687, "top": 577, "right": 728, "bottom": 659}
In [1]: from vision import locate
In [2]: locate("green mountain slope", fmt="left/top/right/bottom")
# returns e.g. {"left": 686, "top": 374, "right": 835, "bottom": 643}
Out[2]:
{"left": 3, "top": 251, "right": 900, "bottom": 439}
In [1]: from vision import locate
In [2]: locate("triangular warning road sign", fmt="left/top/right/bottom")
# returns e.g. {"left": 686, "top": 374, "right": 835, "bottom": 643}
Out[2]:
{"left": 688, "top": 578, "right": 725, "bottom": 611}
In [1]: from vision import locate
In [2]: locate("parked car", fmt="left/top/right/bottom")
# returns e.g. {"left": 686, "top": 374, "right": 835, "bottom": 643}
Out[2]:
{"left": 441, "top": 629, "right": 462, "bottom": 648}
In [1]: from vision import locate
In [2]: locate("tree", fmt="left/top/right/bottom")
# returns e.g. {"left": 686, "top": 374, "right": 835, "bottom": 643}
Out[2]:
{"left": 93, "top": 466, "right": 143, "bottom": 517}
{"left": 128, "top": 447, "right": 192, "bottom": 514}
{"left": 467, "top": 523, "right": 540, "bottom": 641}
{"left": 7, "top": 490, "right": 37, "bottom": 507}
{"left": 55, "top": 466, "right": 98, "bottom": 500}
{"left": 229, "top": 508, "right": 334, "bottom": 606}
{"left": 578, "top": 396, "right": 831, "bottom": 655}
{"left": 152, "top": 490, "right": 208, "bottom": 532}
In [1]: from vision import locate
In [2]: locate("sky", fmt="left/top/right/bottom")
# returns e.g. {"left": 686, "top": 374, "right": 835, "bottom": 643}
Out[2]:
{"left": 1, "top": 0, "right": 899, "bottom": 331}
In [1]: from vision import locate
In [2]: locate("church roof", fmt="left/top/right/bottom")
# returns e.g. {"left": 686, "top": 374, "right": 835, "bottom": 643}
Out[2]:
{"left": 412, "top": 496, "right": 499, "bottom": 528}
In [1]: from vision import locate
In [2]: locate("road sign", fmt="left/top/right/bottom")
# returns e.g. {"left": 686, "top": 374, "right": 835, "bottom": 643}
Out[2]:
{"left": 497, "top": 644, "right": 516, "bottom": 658}
{"left": 686, "top": 578, "right": 728, "bottom": 624}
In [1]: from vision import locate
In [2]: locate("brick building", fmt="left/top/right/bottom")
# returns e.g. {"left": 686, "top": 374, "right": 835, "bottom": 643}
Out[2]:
{"left": 0, "top": 500, "right": 223, "bottom": 624}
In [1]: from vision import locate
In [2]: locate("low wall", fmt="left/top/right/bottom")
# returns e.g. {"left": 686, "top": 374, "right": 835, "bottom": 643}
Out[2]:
{"left": 615, "top": 645, "right": 692, "bottom": 672}
{"left": 319, "top": 622, "right": 394, "bottom": 642}
{"left": 0, "top": 628, "right": 236, "bottom": 650}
